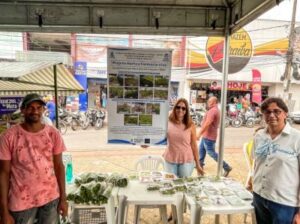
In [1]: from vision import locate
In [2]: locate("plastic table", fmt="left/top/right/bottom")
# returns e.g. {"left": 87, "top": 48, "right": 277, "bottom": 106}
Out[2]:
{"left": 116, "top": 180, "right": 184, "bottom": 224}
{"left": 184, "top": 179, "right": 257, "bottom": 224}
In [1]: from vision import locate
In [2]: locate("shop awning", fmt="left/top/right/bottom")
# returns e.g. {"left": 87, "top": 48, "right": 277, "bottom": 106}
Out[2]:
{"left": 0, "top": 62, "right": 84, "bottom": 96}
{"left": 0, "top": 80, "right": 81, "bottom": 96}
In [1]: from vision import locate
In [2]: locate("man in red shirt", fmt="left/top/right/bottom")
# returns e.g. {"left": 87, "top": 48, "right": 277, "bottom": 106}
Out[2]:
{"left": 0, "top": 93, "right": 68, "bottom": 224}
{"left": 197, "top": 96, "right": 232, "bottom": 177}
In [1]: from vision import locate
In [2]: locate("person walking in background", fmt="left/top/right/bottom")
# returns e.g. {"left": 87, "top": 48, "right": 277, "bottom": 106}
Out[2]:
{"left": 252, "top": 97, "right": 300, "bottom": 224}
{"left": 241, "top": 94, "right": 251, "bottom": 112}
{"left": 163, "top": 98, "right": 204, "bottom": 178}
{"left": 237, "top": 96, "right": 243, "bottom": 112}
{"left": 197, "top": 96, "right": 232, "bottom": 177}
{"left": 101, "top": 91, "right": 107, "bottom": 108}
{"left": 45, "top": 95, "right": 56, "bottom": 123}
{"left": 0, "top": 93, "right": 68, "bottom": 224}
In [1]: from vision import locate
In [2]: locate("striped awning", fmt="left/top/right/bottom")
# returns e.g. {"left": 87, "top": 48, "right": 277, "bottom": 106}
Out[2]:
{"left": 0, "top": 62, "right": 84, "bottom": 96}
{"left": 0, "top": 80, "right": 81, "bottom": 96}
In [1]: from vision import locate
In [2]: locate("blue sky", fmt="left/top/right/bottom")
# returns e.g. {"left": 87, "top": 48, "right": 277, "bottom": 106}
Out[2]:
{"left": 259, "top": 0, "right": 300, "bottom": 21}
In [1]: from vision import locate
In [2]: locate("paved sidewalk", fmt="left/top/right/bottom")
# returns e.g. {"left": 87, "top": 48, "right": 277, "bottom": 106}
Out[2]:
{"left": 64, "top": 128, "right": 252, "bottom": 223}
{"left": 68, "top": 148, "right": 251, "bottom": 224}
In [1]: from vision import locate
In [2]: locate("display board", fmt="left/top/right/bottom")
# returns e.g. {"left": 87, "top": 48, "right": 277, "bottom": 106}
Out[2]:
{"left": 107, "top": 47, "right": 172, "bottom": 145}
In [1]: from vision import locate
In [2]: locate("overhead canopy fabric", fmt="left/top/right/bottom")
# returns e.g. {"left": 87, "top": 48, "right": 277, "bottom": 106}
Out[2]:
{"left": 0, "top": 80, "right": 81, "bottom": 96}
{"left": 0, "top": 0, "right": 284, "bottom": 36}
{"left": 0, "top": 62, "right": 84, "bottom": 96}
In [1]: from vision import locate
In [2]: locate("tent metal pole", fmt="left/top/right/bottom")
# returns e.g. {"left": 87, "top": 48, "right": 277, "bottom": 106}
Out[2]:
{"left": 217, "top": 8, "right": 230, "bottom": 178}
{"left": 54, "top": 64, "right": 59, "bottom": 129}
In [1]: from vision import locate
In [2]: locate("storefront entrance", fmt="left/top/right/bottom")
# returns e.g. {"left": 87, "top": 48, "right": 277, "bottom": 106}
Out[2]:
{"left": 88, "top": 78, "right": 107, "bottom": 109}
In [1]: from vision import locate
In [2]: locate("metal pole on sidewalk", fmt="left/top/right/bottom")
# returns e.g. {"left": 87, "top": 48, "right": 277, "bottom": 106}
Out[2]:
{"left": 283, "top": 0, "right": 297, "bottom": 100}
{"left": 54, "top": 64, "right": 59, "bottom": 129}
{"left": 217, "top": 8, "right": 230, "bottom": 178}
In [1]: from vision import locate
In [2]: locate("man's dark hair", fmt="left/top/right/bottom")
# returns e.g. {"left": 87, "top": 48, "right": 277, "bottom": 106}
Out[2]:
{"left": 261, "top": 97, "right": 288, "bottom": 113}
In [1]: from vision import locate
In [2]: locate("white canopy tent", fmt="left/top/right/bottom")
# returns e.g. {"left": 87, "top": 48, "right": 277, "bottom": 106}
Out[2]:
{"left": 0, "top": 0, "right": 286, "bottom": 176}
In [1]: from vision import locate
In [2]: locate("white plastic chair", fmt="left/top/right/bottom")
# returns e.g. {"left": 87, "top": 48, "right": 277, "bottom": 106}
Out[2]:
{"left": 133, "top": 155, "right": 167, "bottom": 224}
{"left": 243, "top": 142, "right": 253, "bottom": 188}
{"left": 134, "top": 155, "right": 165, "bottom": 171}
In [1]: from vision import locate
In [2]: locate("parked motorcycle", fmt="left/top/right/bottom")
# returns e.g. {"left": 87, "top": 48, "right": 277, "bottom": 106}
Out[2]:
{"left": 226, "top": 104, "right": 243, "bottom": 128}
{"left": 239, "top": 109, "right": 256, "bottom": 128}
{"left": 82, "top": 109, "right": 106, "bottom": 130}
{"left": 70, "top": 111, "right": 87, "bottom": 131}
{"left": 58, "top": 108, "right": 86, "bottom": 131}
{"left": 190, "top": 108, "right": 204, "bottom": 126}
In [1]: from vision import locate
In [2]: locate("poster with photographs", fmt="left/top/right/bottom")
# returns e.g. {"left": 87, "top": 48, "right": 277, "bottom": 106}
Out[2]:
{"left": 107, "top": 47, "right": 172, "bottom": 145}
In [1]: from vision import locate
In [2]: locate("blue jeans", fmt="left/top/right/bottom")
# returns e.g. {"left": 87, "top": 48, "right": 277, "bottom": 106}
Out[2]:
{"left": 10, "top": 198, "right": 59, "bottom": 224}
{"left": 253, "top": 192, "right": 299, "bottom": 224}
{"left": 165, "top": 161, "right": 194, "bottom": 178}
{"left": 199, "top": 137, "right": 231, "bottom": 171}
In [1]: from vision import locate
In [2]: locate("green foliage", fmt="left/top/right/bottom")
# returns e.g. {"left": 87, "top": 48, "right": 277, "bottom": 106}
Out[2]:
{"left": 140, "top": 89, "right": 153, "bottom": 98}
{"left": 154, "top": 90, "right": 168, "bottom": 99}
{"left": 68, "top": 173, "right": 128, "bottom": 205}
{"left": 124, "top": 115, "right": 138, "bottom": 125}
{"left": 125, "top": 89, "right": 138, "bottom": 98}
{"left": 155, "top": 76, "right": 169, "bottom": 87}
{"left": 140, "top": 75, "right": 154, "bottom": 87}
{"left": 125, "top": 76, "right": 138, "bottom": 86}
{"left": 109, "top": 87, "right": 124, "bottom": 98}
{"left": 117, "top": 103, "right": 131, "bottom": 113}
{"left": 139, "top": 115, "right": 152, "bottom": 125}
{"left": 109, "top": 74, "right": 123, "bottom": 86}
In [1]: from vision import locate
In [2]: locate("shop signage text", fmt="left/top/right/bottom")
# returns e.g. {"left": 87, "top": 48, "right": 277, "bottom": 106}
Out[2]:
{"left": 210, "top": 81, "right": 250, "bottom": 91}
{"left": 206, "top": 28, "right": 253, "bottom": 74}
{"left": 0, "top": 97, "right": 23, "bottom": 115}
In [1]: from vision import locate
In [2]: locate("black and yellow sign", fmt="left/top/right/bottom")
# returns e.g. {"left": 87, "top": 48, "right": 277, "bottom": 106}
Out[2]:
{"left": 206, "top": 29, "right": 253, "bottom": 74}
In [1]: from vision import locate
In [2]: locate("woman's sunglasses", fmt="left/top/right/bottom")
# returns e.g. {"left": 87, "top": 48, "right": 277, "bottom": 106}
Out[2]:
{"left": 175, "top": 106, "right": 186, "bottom": 111}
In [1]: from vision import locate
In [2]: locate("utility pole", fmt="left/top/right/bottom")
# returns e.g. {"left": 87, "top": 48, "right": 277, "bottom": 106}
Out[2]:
{"left": 283, "top": 0, "right": 297, "bottom": 101}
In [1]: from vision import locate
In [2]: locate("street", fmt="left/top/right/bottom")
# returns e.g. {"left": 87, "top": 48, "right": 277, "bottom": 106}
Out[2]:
{"left": 63, "top": 123, "right": 300, "bottom": 151}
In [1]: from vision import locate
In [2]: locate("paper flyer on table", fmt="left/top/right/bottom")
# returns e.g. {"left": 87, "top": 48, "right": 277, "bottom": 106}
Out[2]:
{"left": 107, "top": 47, "right": 172, "bottom": 145}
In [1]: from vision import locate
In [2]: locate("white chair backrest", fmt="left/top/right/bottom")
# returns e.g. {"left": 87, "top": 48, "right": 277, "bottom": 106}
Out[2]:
{"left": 243, "top": 142, "right": 252, "bottom": 172}
{"left": 135, "top": 155, "right": 165, "bottom": 171}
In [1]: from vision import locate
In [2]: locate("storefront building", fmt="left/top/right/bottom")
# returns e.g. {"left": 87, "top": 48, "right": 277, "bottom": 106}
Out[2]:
{"left": 3, "top": 18, "right": 300, "bottom": 111}
{"left": 184, "top": 19, "right": 300, "bottom": 111}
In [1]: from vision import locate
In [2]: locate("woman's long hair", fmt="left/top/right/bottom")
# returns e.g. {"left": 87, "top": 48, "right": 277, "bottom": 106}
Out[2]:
{"left": 169, "top": 98, "right": 193, "bottom": 129}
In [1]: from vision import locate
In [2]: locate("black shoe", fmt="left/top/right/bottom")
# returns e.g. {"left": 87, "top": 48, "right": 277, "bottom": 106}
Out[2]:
{"left": 168, "top": 215, "right": 173, "bottom": 222}
{"left": 223, "top": 167, "right": 232, "bottom": 177}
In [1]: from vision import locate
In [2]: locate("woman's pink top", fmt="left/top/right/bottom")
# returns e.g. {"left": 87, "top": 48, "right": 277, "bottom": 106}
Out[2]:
{"left": 163, "top": 121, "right": 194, "bottom": 163}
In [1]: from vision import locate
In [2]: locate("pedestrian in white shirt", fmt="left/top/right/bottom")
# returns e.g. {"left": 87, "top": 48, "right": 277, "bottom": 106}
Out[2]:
{"left": 252, "top": 97, "right": 300, "bottom": 224}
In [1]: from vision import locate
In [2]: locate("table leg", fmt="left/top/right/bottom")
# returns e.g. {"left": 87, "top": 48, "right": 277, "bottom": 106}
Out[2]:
{"left": 105, "top": 196, "right": 115, "bottom": 224}
{"left": 251, "top": 211, "right": 257, "bottom": 224}
{"left": 159, "top": 205, "right": 168, "bottom": 224}
{"left": 116, "top": 195, "right": 127, "bottom": 224}
{"left": 133, "top": 205, "right": 141, "bottom": 224}
{"left": 243, "top": 213, "right": 248, "bottom": 223}
{"left": 215, "top": 214, "right": 220, "bottom": 224}
{"left": 227, "top": 214, "right": 233, "bottom": 224}
{"left": 175, "top": 197, "right": 184, "bottom": 224}
{"left": 171, "top": 205, "right": 177, "bottom": 223}
{"left": 190, "top": 204, "right": 201, "bottom": 224}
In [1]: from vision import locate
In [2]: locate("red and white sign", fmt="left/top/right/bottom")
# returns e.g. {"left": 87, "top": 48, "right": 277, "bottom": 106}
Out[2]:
{"left": 210, "top": 81, "right": 250, "bottom": 91}
{"left": 228, "top": 82, "right": 250, "bottom": 91}
{"left": 252, "top": 69, "right": 262, "bottom": 104}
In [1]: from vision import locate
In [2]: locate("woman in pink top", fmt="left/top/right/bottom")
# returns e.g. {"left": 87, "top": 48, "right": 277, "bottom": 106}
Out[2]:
{"left": 163, "top": 98, "right": 204, "bottom": 178}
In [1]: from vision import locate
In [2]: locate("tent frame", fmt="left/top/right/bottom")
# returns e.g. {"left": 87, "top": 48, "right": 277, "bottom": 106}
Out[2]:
{"left": 0, "top": 0, "right": 284, "bottom": 177}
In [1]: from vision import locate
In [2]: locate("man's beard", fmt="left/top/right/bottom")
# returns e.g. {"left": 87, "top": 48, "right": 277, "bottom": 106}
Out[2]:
{"left": 24, "top": 115, "right": 41, "bottom": 124}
